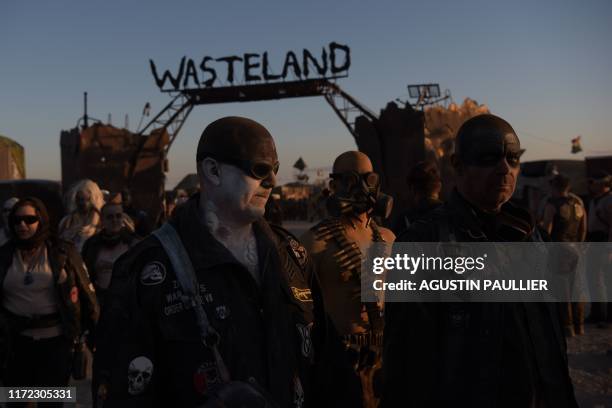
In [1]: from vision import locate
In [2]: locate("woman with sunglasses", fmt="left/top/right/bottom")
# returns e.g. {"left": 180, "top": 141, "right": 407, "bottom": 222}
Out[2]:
{"left": 0, "top": 197, "right": 98, "bottom": 403}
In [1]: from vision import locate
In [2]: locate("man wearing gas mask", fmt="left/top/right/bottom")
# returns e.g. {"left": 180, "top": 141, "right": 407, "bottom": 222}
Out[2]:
{"left": 94, "top": 117, "right": 330, "bottom": 407}
{"left": 382, "top": 114, "right": 578, "bottom": 408}
{"left": 301, "top": 151, "right": 395, "bottom": 408}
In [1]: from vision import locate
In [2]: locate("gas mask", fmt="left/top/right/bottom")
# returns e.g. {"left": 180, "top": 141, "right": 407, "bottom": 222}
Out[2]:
{"left": 327, "top": 171, "right": 393, "bottom": 219}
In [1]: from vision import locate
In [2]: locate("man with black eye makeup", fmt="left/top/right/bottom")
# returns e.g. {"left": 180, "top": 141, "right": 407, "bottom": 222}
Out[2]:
{"left": 382, "top": 115, "right": 578, "bottom": 408}
{"left": 93, "top": 117, "right": 336, "bottom": 407}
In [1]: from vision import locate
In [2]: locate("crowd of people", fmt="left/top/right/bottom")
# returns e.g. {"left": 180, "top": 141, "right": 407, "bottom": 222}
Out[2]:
{"left": 0, "top": 114, "right": 610, "bottom": 407}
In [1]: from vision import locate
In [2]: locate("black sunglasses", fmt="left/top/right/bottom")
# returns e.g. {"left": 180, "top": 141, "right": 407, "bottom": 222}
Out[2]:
{"left": 10, "top": 215, "right": 39, "bottom": 225}
{"left": 209, "top": 155, "right": 279, "bottom": 180}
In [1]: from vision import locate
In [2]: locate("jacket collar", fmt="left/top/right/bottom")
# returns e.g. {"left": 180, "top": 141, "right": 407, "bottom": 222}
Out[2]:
{"left": 169, "top": 194, "right": 280, "bottom": 272}
{"left": 447, "top": 189, "right": 534, "bottom": 242}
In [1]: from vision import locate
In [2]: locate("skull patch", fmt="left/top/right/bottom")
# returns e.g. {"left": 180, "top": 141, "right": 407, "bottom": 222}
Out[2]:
{"left": 127, "top": 356, "right": 154, "bottom": 395}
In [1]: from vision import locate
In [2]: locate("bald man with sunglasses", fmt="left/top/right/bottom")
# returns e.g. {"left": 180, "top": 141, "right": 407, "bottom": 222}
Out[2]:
{"left": 94, "top": 117, "right": 335, "bottom": 407}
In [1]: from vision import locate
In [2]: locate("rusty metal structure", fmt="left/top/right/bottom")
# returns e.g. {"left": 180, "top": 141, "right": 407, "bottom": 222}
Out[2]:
{"left": 0, "top": 134, "right": 25, "bottom": 180}
{"left": 61, "top": 77, "right": 431, "bottom": 224}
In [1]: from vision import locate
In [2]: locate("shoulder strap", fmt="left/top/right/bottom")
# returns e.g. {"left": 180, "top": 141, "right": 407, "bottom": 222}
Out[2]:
{"left": 152, "top": 223, "right": 231, "bottom": 383}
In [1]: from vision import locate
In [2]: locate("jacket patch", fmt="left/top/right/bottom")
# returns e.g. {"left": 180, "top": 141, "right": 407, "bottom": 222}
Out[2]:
{"left": 128, "top": 356, "right": 154, "bottom": 396}
{"left": 141, "top": 262, "right": 166, "bottom": 285}
{"left": 70, "top": 286, "right": 79, "bottom": 303}
{"left": 291, "top": 287, "right": 313, "bottom": 303}
{"left": 215, "top": 305, "right": 230, "bottom": 320}
{"left": 288, "top": 237, "right": 307, "bottom": 268}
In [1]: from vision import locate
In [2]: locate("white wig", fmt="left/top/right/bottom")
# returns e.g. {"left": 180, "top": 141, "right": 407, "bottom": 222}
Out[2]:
{"left": 65, "top": 179, "right": 105, "bottom": 213}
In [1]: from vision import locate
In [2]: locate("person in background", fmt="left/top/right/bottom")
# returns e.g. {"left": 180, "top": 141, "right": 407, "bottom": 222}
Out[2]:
{"left": 175, "top": 189, "right": 189, "bottom": 206}
{"left": 121, "top": 188, "right": 153, "bottom": 237}
{"left": 264, "top": 193, "right": 283, "bottom": 226}
{"left": 82, "top": 194, "right": 139, "bottom": 309}
{"left": 0, "top": 197, "right": 19, "bottom": 247}
{"left": 59, "top": 179, "right": 104, "bottom": 252}
{"left": 585, "top": 171, "right": 612, "bottom": 328}
{"left": 540, "top": 174, "right": 587, "bottom": 336}
{"left": 391, "top": 161, "right": 443, "bottom": 235}
{"left": 0, "top": 197, "right": 98, "bottom": 405}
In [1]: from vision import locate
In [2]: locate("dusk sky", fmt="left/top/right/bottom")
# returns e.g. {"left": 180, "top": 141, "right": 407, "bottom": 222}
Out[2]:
{"left": 1, "top": 0, "right": 610, "bottom": 187}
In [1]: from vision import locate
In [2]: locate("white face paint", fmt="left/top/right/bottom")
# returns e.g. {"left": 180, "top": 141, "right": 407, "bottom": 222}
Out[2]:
{"left": 216, "top": 163, "right": 271, "bottom": 223}
{"left": 127, "top": 356, "right": 153, "bottom": 395}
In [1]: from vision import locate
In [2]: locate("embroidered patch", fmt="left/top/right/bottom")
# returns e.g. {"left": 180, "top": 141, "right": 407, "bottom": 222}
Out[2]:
{"left": 70, "top": 286, "right": 79, "bottom": 303}
{"left": 215, "top": 305, "right": 230, "bottom": 320}
{"left": 296, "top": 322, "right": 314, "bottom": 358}
{"left": 291, "top": 287, "right": 313, "bottom": 303}
{"left": 288, "top": 237, "right": 307, "bottom": 268}
{"left": 164, "top": 302, "right": 183, "bottom": 316}
{"left": 140, "top": 262, "right": 166, "bottom": 286}
{"left": 193, "top": 361, "right": 220, "bottom": 395}
{"left": 128, "top": 356, "right": 153, "bottom": 395}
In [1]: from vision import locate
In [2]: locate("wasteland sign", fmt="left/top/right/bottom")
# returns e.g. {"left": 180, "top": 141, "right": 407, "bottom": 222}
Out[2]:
{"left": 149, "top": 42, "right": 350, "bottom": 92}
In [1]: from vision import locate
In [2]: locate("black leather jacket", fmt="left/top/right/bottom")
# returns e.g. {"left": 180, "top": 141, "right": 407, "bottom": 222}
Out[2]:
{"left": 94, "top": 195, "right": 339, "bottom": 407}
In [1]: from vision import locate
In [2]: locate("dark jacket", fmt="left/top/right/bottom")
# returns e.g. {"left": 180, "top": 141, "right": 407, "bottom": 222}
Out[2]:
{"left": 391, "top": 197, "right": 443, "bottom": 235}
{"left": 382, "top": 190, "right": 578, "bottom": 408}
{"left": 81, "top": 229, "right": 139, "bottom": 289}
{"left": 0, "top": 238, "right": 99, "bottom": 342}
{"left": 94, "top": 195, "right": 337, "bottom": 407}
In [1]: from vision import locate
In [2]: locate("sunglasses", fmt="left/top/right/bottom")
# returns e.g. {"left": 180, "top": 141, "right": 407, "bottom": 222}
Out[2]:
{"left": 330, "top": 171, "right": 380, "bottom": 189}
{"left": 10, "top": 215, "right": 39, "bottom": 225}
{"left": 211, "top": 155, "right": 279, "bottom": 180}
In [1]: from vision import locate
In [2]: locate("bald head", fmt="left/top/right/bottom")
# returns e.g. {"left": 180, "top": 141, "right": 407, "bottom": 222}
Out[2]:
{"left": 197, "top": 116, "right": 278, "bottom": 164}
{"left": 455, "top": 114, "right": 522, "bottom": 167}
{"left": 332, "top": 151, "right": 373, "bottom": 174}
{"left": 452, "top": 114, "right": 522, "bottom": 212}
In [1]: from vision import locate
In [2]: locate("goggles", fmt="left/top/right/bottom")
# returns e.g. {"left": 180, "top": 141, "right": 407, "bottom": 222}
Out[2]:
{"left": 329, "top": 171, "right": 380, "bottom": 189}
